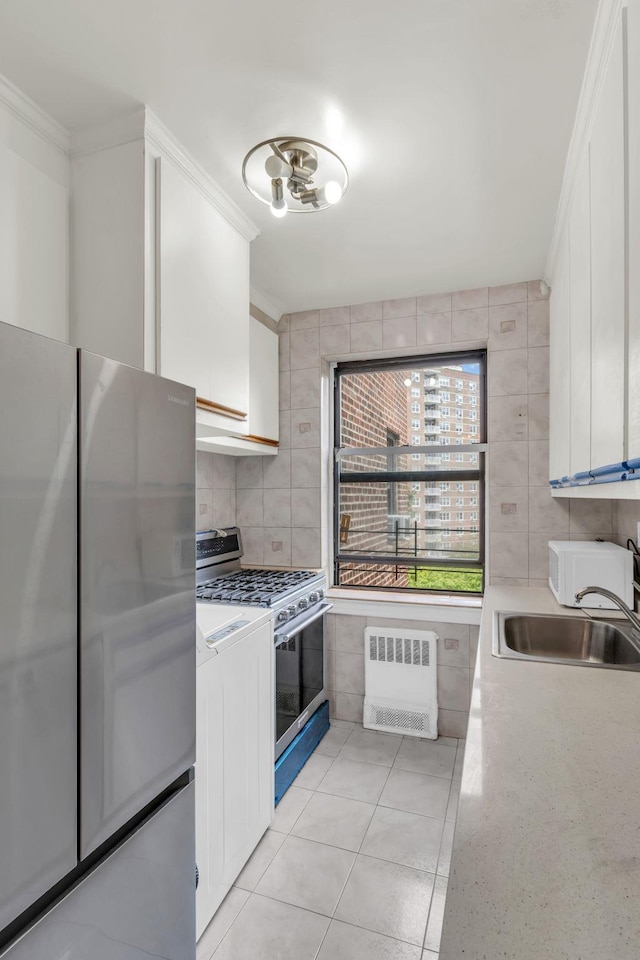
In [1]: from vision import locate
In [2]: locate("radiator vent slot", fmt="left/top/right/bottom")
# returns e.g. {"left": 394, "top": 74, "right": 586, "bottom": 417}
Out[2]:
{"left": 364, "top": 627, "right": 438, "bottom": 739}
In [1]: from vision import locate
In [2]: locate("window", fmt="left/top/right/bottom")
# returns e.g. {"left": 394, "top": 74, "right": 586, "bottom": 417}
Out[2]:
{"left": 333, "top": 351, "right": 486, "bottom": 594}
{"left": 471, "top": 482, "right": 478, "bottom": 492}
{"left": 455, "top": 408, "right": 463, "bottom": 418}
{"left": 441, "top": 406, "right": 450, "bottom": 416}
{"left": 440, "top": 391, "right": 450, "bottom": 401}
{"left": 469, "top": 382, "right": 477, "bottom": 392}
{"left": 456, "top": 512, "right": 465, "bottom": 521}
{"left": 456, "top": 379, "right": 463, "bottom": 388}
{"left": 470, "top": 512, "right": 478, "bottom": 521}
{"left": 411, "top": 402, "right": 420, "bottom": 413}
{"left": 456, "top": 394, "right": 464, "bottom": 405}
{"left": 411, "top": 387, "right": 420, "bottom": 397}
{"left": 470, "top": 497, "right": 478, "bottom": 506}
{"left": 470, "top": 410, "right": 477, "bottom": 420}
{"left": 470, "top": 397, "right": 477, "bottom": 407}
{"left": 470, "top": 425, "right": 478, "bottom": 435}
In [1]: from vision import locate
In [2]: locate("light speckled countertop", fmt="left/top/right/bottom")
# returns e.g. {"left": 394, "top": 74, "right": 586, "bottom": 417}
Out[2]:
{"left": 439, "top": 586, "right": 640, "bottom": 960}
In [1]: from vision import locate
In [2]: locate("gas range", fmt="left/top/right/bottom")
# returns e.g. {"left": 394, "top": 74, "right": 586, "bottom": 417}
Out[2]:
{"left": 196, "top": 528, "right": 326, "bottom": 624}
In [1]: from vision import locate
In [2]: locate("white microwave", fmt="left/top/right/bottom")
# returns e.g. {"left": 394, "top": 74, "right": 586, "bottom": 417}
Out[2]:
{"left": 548, "top": 540, "right": 633, "bottom": 608}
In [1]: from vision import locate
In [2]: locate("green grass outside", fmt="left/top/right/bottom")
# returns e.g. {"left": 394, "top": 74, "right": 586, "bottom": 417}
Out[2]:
{"left": 407, "top": 567, "right": 483, "bottom": 593}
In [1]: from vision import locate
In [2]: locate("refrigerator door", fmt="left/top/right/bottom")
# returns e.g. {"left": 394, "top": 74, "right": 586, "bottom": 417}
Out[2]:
{"left": 79, "top": 353, "right": 196, "bottom": 857}
{"left": 0, "top": 322, "right": 77, "bottom": 935}
{"left": 1, "top": 782, "right": 195, "bottom": 960}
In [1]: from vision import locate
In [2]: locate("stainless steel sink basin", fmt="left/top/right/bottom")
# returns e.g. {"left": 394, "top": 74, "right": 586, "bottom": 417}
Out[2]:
{"left": 493, "top": 612, "right": 640, "bottom": 670}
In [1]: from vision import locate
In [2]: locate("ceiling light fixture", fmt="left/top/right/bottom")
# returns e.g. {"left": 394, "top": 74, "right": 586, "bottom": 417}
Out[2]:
{"left": 242, "top": 137, "right": 349, "bottom": 219}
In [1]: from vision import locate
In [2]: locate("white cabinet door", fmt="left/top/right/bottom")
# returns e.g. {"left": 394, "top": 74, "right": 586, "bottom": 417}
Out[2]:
{"left": 195, "top": 622, "right": 273, "bottom": 939}
{"left": 568, "top": 146, "right": 592, "bottom": 476}
{"left": 628, "top": 0, "right": 640, "bottom": 457}
{"left": 248, "top": 317, "right": 279, "bottom": 443}
{"left": 589, "top": 11, "right": 625, "bottom": 469}
{"left": 159, "top": 158, "right": 250, "bottom": 422}
{"left": 549, "top": 223, "right": 571, "bottom": 482}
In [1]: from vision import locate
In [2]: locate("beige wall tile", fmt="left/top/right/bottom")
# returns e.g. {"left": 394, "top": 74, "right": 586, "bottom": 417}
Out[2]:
{"left": 319, "top": 306, "right": 350, "bottom": 325}
{"left": 418, "top": 292, "right": 452, "bottom": 313}
{"left": 490, "top": 577, "right": 530, "bottom": 587}
{"left": 417, "top": 312, "right": 452, "bottom": 346}
{"left": 335, "top": 652, "right": 365, "bottom": 695}
{"left": 290, "top": 408, "right": 321, "bottom": 448}
{"left": 382, "top": 316, "right": 417, "bottom": 349}
{"left": 290, "top": 328, "right": 320, "bottom": 369}
{"left": 489, "top": 486, "right": 530, "bottom": 532}
{"left": 351, "top": 301, "right": 383, "bottom": 322}
{"left": 528, "top": 532, "right": 550, "bottom": 580}
{"left": 290, "top": 310, "right": 319, "bottom": 330}
{"left": 489, "top": 441, "right": 529, "bottom": 487}
{"left": 488, "top": 348, "right": 528, "bottom": 397}
{"left": 528, "top": 440, "right": 549, "bottom": 487}
{"left": 528, "top": 394, "right": 549, "bottom": 440}
{"left": 438, "top": 665, "right": 471, "bottom": 712}
{"left": 291, "top": 527, "right": 322, "bottom": 567}
{"left": 527, "top": 300, "right": 550, "bottom": 347}
{"left": 489, "top": 282, "right": 528, "bottom": 305}
{"left": 438, "top": 634, "right": 471, "bottom": 669}
{"left": 290, "top": 368, "right": 321, "bottom": 409}
{"left": 263, "top": 488, "right": 291, "bottom": 527}
{"left": 350, "top": 320, "right": 383, "bottom": 353}
{"left": 452, "top": 307, "right": 489, "bottom": 341}
{"left": 488, "top": 395, "right": 528, "bottom": 441}
{"left": 263, "top": 449, "right": 291, "bottom": 489}
{"left": 488, "top": 302, "right": 528, "bottom": 350}
{"left": 237, "top": 488, "right": 264, "bottom": 526}
{"left": 279, "top": 369, "right": 291, "bottom": 410}
{"left": 279, "top": 410, "right": 291, "bottom": 449}
{"left": 263, "top": 528, "right": 292, "bottom": 567}
{"left": 211, "top": 489, "right": 236, "bottom": 528}
{"left": 334, "top": 615, "right": 367, "bottom": 654}
{"left": 528, "top": 346, "right": 550, "bottom": 394}
{"left": 489, "top": 532, "right": 529, "bottom": 579}
{"left": 291, "top": 448, "right": 321, "bottom": 488}
{"left": 333, "top": 692, "right": 364, "bottom": 724}
{"left": 236, "top": 457, "right": 263, "bottom": 489}
{"left": 210, "top": 453, "right": 236, "bottom": 489}
{"left": 438, "top": 709, "right": 469, "bottom": 739}
{"left": 241, "top": 526, "right": 265, "bottom": 565}
{"left": 452, "top": 287, "right": 488, "bottom": 310}
{"left": 382, "top": 297, "right": 417, "bottom": 319}
{"left": 291, "top": 487, "right": 321, "bottom": 527}
{"left": 527, "top": 279, "right": 550, "bottom": 301}
{"left": 320, "top": 324, "right": 350, "bottom": 357}
{"left": 279, "top": 331, "right": 291, "bottom": 371}
{"left": 529, "top": 485, "right": 570, "bottom": 533}
{"left": 569, "top": 499, "right": 613, "bottom": 535}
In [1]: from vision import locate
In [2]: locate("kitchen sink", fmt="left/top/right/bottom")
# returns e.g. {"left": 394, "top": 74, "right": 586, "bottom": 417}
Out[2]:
{"left": 493, "top": 612, "right": 640, "bottom": 670}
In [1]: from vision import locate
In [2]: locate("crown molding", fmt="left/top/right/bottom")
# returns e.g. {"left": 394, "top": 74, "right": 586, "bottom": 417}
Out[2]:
{"left": 69, "top": 109, "right": 146, "bottom": 157}
{"left": 144, "top": 110, "right": 259, "bottom": 242}
{"left": 249, "top": 286, "right": 286, "bottom": 322}
{"left": 0, "top": 72, "right": 69, "bottom": 154}
{"left": 545, "top": 0, "right": 624, "bottom": 282}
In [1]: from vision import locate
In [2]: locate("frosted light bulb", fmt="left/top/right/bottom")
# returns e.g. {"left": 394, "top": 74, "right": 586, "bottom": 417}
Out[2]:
{"left": 323, "top": 180, "right": 343, "bottom": 204}
{"left": 270, "top": 199, "right": 288, "bottom": 218}
{"left": 404, "top": 378, "right": 412, "bottom": 386}
{"left": 265, "top": 155, "right": 293, "bottom": 179}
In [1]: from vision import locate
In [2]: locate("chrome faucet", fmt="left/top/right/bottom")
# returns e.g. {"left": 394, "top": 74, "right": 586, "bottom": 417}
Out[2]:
{"left": 575, "top": 586, "right": 640, "bottom": 633}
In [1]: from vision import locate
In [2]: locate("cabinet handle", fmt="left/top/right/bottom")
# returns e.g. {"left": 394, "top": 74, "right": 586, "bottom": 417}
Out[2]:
{"left": 196, "top": 397, "right": 248, "bottom": 421}
{"left": 240, "top": 434, "right": 279, "bottom": 448}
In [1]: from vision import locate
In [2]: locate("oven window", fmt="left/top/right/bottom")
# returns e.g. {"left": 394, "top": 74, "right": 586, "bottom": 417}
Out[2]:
{"left": 275, "top": 615, "right": 324, "bottom": 743}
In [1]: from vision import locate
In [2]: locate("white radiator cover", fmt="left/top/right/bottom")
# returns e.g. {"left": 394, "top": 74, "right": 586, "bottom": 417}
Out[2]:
{"left": 363, "top": 627, "right": 438, "bottom": 739}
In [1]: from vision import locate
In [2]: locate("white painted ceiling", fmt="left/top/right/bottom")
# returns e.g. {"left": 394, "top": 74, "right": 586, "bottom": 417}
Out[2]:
{"left": 0, "top": 0, "right": 598, "bottom": 315}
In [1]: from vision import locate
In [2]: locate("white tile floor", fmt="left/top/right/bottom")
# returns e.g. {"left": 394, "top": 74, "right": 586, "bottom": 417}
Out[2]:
{"left": 197, "top": 721, "right": 463, "bottom": 960}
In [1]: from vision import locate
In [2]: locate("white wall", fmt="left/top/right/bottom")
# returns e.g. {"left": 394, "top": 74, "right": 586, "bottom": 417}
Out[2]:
{"left": 0, "top": 77, "right": 69, "bottom": 342}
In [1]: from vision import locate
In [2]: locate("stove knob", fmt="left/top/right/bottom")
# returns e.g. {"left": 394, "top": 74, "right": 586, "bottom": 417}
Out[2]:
{"left": 277, "top": 610, "right": 289, "bottom": 623}
{"left": 287, "top": 605, "right": 297, "bottom": 619}
{"left": 317, "top": 588, "right": 324, "bottom": 600}
{"left": 308, "top": 591, "right": 319, "bottom": 605}
{"left": 298, "top": 598, "right": 309, "bottom": 612}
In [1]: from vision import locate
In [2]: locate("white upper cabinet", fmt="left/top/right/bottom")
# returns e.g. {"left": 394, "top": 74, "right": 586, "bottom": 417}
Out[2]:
{"left": 0, "top": 78, "right": 69, "bottom": 343}
{"left": 547, "top": 1, "right": 640, "bottom": 497}
{"left": 589, "top": 11, "right": 625, "bottom": 468}
{"left": 70, "top": 110, "right": 258, "bottom": 437}
{"left": 197, "top": 315, "right": 280, "bottom": 456}
{"left": 158, "top": 156, "right": 250, "bottom": 424}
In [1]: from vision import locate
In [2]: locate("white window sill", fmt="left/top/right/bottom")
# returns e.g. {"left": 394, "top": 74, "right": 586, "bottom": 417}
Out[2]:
{"left": 326, "top": 587, "right": 482, "bottom": 624}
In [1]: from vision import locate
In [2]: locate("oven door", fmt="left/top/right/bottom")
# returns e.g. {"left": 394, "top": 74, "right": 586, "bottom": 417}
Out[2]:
{"left": 274, "top": 602, "right": 332, "bottom": 760}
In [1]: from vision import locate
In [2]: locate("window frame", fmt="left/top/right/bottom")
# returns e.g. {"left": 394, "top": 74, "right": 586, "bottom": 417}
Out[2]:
{"left": 332, "top": 349, "right": 487, "bottom": 595}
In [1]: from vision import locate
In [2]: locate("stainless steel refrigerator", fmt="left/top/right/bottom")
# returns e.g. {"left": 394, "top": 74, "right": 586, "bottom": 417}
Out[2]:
{"left": 0, "top": 321, "right": 196, "bottom": 959}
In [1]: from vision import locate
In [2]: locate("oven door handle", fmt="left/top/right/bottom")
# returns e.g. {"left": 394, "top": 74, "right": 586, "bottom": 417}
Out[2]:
{"left": 275, "top": 602, "right": 333, "bottom": 646}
